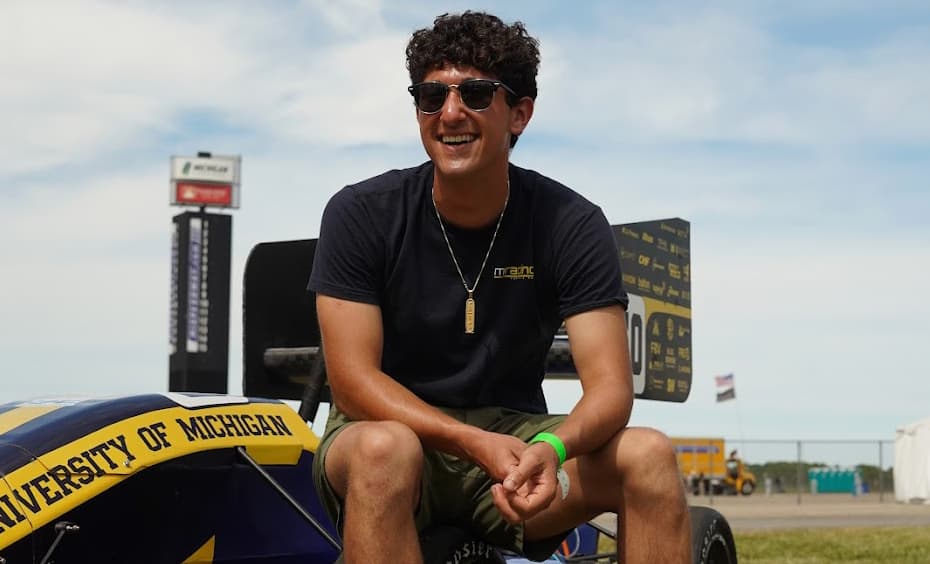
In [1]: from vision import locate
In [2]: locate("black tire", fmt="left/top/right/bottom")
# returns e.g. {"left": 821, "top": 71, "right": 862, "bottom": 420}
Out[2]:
{"left": 690, "top": 506, "right": 738, "bottom": 564}
{"left": 419, "top": 526, "right": 505, "bottom": 564}
{"left": 740, "top": 480, "right": 755, "bottom": 496}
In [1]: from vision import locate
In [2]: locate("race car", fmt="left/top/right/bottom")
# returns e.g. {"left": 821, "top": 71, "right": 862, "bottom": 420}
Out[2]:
{"left": 0, "top": 393, "right": 339, "bottom": 563}
{"left": 0, "top": 228, "right": 737, "bottom": 563}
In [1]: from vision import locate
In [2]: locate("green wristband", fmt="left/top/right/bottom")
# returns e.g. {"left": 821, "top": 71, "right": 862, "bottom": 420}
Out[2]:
{"left": 530, "top": 432, "right": 567, "bottom": 466}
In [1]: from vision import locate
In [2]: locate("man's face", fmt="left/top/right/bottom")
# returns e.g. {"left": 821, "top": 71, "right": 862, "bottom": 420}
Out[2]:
{"left": 414, "top": 64, "right": 531, "bottom": 180}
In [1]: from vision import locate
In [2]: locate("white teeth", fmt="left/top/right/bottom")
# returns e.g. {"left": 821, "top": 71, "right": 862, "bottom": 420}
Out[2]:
{"left": 442, "top": 134, "right": 475, "bottom": 144}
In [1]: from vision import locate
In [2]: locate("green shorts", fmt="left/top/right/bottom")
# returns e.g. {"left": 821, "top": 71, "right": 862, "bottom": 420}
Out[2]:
{"left": 311, "top": 405, "right": 570, "bottom": 561}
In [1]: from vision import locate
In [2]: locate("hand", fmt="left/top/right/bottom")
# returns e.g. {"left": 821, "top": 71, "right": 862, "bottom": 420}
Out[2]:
{"left": 490, "top": 442, "right": 560, "bottom": 524}
{"left": 462, "top": 430, "right": 529, "bottom": 483}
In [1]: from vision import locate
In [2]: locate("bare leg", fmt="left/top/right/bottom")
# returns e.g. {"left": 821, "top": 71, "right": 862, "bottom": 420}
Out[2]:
{"left": 612, "top": 429, "right": 690, "bottom": 562}
{"left": 524, "top": 427, "right": 690, "bottom": 564}
{"left": 324, "top": 421, "right": 424, "bottom": 564}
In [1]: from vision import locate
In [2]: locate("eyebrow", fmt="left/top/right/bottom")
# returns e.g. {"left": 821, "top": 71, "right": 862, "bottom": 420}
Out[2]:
{"left": 425, "top": 76, "right": 492, "bottom": 83}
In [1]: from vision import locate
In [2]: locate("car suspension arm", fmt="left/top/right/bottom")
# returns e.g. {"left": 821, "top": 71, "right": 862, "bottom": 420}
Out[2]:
{"left": 235, "top": 446, "right": 342, "bottom": 551}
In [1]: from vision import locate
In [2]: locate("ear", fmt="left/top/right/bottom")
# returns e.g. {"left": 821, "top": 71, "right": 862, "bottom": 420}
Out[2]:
{"left": 509, "top": 97, "right": 534, "bottom": 137}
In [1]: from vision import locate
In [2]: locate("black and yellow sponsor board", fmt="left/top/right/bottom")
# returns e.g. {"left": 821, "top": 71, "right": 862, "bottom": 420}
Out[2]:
{"left": 617, "top": 218, "right": 691, "bottom": 402}
{"left": 0, "top": 394, "right": 320, "bottom": 552}
{"left": 547, "top": 218, "right": 691, "bottom": 402}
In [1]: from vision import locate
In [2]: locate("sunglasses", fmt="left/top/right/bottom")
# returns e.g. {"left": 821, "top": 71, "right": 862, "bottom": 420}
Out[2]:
{"left": 408, "top": 79, "right": 517, "bottom": 114}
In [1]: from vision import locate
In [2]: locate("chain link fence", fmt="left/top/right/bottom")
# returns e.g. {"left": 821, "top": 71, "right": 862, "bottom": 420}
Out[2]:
{"left": 689, "top": 439, "right": 896, "bottom": 505}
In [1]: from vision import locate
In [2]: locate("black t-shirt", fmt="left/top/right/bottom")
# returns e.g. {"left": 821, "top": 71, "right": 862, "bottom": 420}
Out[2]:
{"left": 308, "top": 162, "right": 627, "bottom": 413}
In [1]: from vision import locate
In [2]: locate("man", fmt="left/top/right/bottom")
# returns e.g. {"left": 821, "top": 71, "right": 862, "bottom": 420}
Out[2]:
{"left": 308, "top": 11, "right": 689, "bottom": 563}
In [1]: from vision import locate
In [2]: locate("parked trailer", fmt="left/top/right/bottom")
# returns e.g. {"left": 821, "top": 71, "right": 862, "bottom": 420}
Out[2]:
{"left": 673, "top": 437, "right": 757, "bottom": 496}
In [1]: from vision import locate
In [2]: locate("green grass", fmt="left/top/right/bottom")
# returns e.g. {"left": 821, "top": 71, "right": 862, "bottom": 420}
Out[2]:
{"left": 735, "top": 527, "right": 930, "bottom": 563}
{"left": 592, "top": 527, "right": 930, "bottom": 563}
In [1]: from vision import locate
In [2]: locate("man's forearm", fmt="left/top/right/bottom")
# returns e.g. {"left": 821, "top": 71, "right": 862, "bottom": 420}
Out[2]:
{"left": 329, "top": 366, "right": 483, "bottom": 459}
{"left": 550, "top": 381, "right": 632, "bottom": 461}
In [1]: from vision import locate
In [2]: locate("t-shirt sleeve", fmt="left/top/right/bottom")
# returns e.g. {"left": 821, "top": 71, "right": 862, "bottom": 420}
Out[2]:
{"left": 307, "top": 187, "right": 383, "bottom": 304}
{"left": 553, "top": 206, "right": 628, "bottom": 318}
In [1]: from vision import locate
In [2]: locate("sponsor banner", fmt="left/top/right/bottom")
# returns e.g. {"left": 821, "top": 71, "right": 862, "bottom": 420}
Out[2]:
{"left": 639, "top": 296, "right": 692, "bottom": 402}
{"left": 169, "top": 155, "right": 241, "bottom": 209}
{"left": 174, "top": 182, "right": 233, "bottom": 207}
{"left": 616, "top": 219, "right": 691, "bottom": 309}
{"left": 545, "top": 219, "right": 692, "bottom": 402}
{"left": 171, "top": 156, "right": 239, "bottom": 184}
{"left": 616, "top": 218, "right": 692, "bottom": 402}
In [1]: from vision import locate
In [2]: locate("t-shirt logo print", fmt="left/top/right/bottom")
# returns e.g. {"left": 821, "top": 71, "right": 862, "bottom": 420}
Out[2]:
{"left": 493, "top": 265, "right": 535, "bottom": 280}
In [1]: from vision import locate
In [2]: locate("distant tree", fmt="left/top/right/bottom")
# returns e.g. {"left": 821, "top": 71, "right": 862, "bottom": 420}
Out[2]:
{"left": 746, "top": 461, "right": 827, "bottom": 493}
{"left": 857, "top": 464, "right": 894, "bottom": 493}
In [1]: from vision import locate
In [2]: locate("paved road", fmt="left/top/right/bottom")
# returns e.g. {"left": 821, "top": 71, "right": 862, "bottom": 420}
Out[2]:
{"left": 701, "top": 492, "right": 930, "bottom": 531}
{"left": 593, "top": 493, "right": 930, "bottom": 533}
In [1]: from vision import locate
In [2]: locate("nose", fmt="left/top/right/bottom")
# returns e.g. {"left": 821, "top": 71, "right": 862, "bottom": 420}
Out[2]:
{"left": 440, "top": 86, "right": 468, "bottom": 120}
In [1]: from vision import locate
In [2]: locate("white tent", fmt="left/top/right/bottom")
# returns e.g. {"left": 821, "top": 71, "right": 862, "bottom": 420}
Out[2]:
{"left": 894, "top": 417, "right": 930, "bottom": 504}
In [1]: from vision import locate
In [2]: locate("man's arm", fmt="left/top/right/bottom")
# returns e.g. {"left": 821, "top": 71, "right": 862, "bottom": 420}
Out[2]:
{"left": 493, "top": 303, "right": 632, "bottom": 522}
{"left": 317, "top": 294, "right": 528, "bottom": 477}
{"left": 503, "top": 303, "right": 633, "bottom": 472}
{"left": 551, "top": 304, "right": 633, "bottom": 458}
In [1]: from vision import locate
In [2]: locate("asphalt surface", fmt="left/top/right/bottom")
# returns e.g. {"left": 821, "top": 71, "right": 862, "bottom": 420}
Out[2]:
{"left": 701, "top": 492, "right": 930, "bottom": 531}
{"left": 593, "top": 493, "right": 930, "bottom": 533}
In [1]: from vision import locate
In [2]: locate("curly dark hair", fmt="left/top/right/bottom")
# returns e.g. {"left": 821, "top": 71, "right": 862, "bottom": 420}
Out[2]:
{"left": 406, "top": 11, "right": 540, "bottom": 105}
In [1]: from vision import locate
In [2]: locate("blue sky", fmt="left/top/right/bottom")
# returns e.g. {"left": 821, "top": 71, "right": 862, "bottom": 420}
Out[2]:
{"left": 2, "top": 1, "right": 928, "bottom": 466}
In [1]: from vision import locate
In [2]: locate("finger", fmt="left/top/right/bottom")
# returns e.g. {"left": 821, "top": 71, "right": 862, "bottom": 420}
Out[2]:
{"left": 503, "top": 466, "right": 527, "bottom": 493}
{"left": 491, "top": 483, "right": 522, "bottom": 524}
{"left": 503, "top": 448, "right": 548, "bottom": 493}
{"left": 510, "top": 482, "right": 557, "bottom": 516}
{"left": 496, "top": 479, "right": 558, "bottom": 523}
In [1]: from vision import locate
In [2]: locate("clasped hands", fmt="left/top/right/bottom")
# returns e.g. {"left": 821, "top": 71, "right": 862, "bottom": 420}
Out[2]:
{"left": 470, "top": 431, "right": 561, "bottom": 524}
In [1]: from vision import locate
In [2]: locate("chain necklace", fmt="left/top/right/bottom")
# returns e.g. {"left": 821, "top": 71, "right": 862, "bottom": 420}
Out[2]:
{"left": 432, "top": 181, "right": 509, "bottom": 334}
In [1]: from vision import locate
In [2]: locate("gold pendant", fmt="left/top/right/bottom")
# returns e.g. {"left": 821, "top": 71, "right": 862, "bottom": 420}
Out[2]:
{"left": 465, "top": 295, "right": 476, "bottom": 334}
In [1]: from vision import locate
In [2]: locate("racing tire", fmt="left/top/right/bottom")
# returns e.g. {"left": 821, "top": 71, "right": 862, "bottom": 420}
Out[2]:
{"left": 740, "top": 480, "right": 755, "bottom": 496}
{"left": 419, "top": 526, "right": 506, "bottom": 564}
{"left": 690, "top": 506, "right": 738, "bottom": 564}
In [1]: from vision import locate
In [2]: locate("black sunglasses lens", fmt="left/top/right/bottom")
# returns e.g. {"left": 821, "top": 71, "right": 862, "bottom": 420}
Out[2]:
{"left": 415, "top": 83, "right": 448, "bottom": 113}
{"left": 460, "top": 81, "right": 496, "bottom": 110}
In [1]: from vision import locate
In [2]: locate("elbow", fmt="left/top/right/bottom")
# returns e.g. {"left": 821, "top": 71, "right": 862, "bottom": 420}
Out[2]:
{"left": 325, "top": 369, "right": 357, "bottom": 418}
{"left": 619, "top": 393, "right": 633, "bottom": 426}
{"left": 611, "top": 376, "right": 634, "bottom": 427}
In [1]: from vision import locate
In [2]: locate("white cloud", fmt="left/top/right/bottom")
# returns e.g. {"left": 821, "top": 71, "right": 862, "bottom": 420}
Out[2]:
{"left": 257, "top": 34, "right": 413, "bottom": 146}
{"left": 1, "top": 1, "right": 928, "bottom": 453}
{"left": 302, "top": 0, "right": 386, "bottom": 35}
{"left": 0, "top": 1, "right": 413, "bottom": 179}
{"left": 1, "top": 1, "right": 254, "bottom": 175}
{"left": 532, "top": 7, "right": 930, "bottom": 150}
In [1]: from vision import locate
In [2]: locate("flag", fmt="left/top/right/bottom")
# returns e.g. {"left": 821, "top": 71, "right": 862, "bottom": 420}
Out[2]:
{"left": 715, "top": 374, "right": 733, "bottom": 388}
{"left": 715, "top": 373, "right": 736, "bottom": 402}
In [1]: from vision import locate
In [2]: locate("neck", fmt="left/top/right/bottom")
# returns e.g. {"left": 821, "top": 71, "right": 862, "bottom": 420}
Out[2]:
{"left": 433, "top": 166, "right": 510, "bottom": 229}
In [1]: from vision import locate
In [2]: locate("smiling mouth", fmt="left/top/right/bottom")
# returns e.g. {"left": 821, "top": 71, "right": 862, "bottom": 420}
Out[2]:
{"left": 441, "top": 134, "right": 476, "bottom": 146}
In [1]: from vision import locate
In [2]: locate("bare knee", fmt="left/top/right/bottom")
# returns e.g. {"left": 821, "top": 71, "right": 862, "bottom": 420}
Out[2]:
{"left": 354, "top": 421, "right": 421, "bottom": 463}
{"left": 620, "top": 428, "right": 682, "bottom": 498}
{"left": 626, "top": 428, "right": 678, "bottom": 469}
{"left": 329, "top": 421, "right": 423, "bottom": 504}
